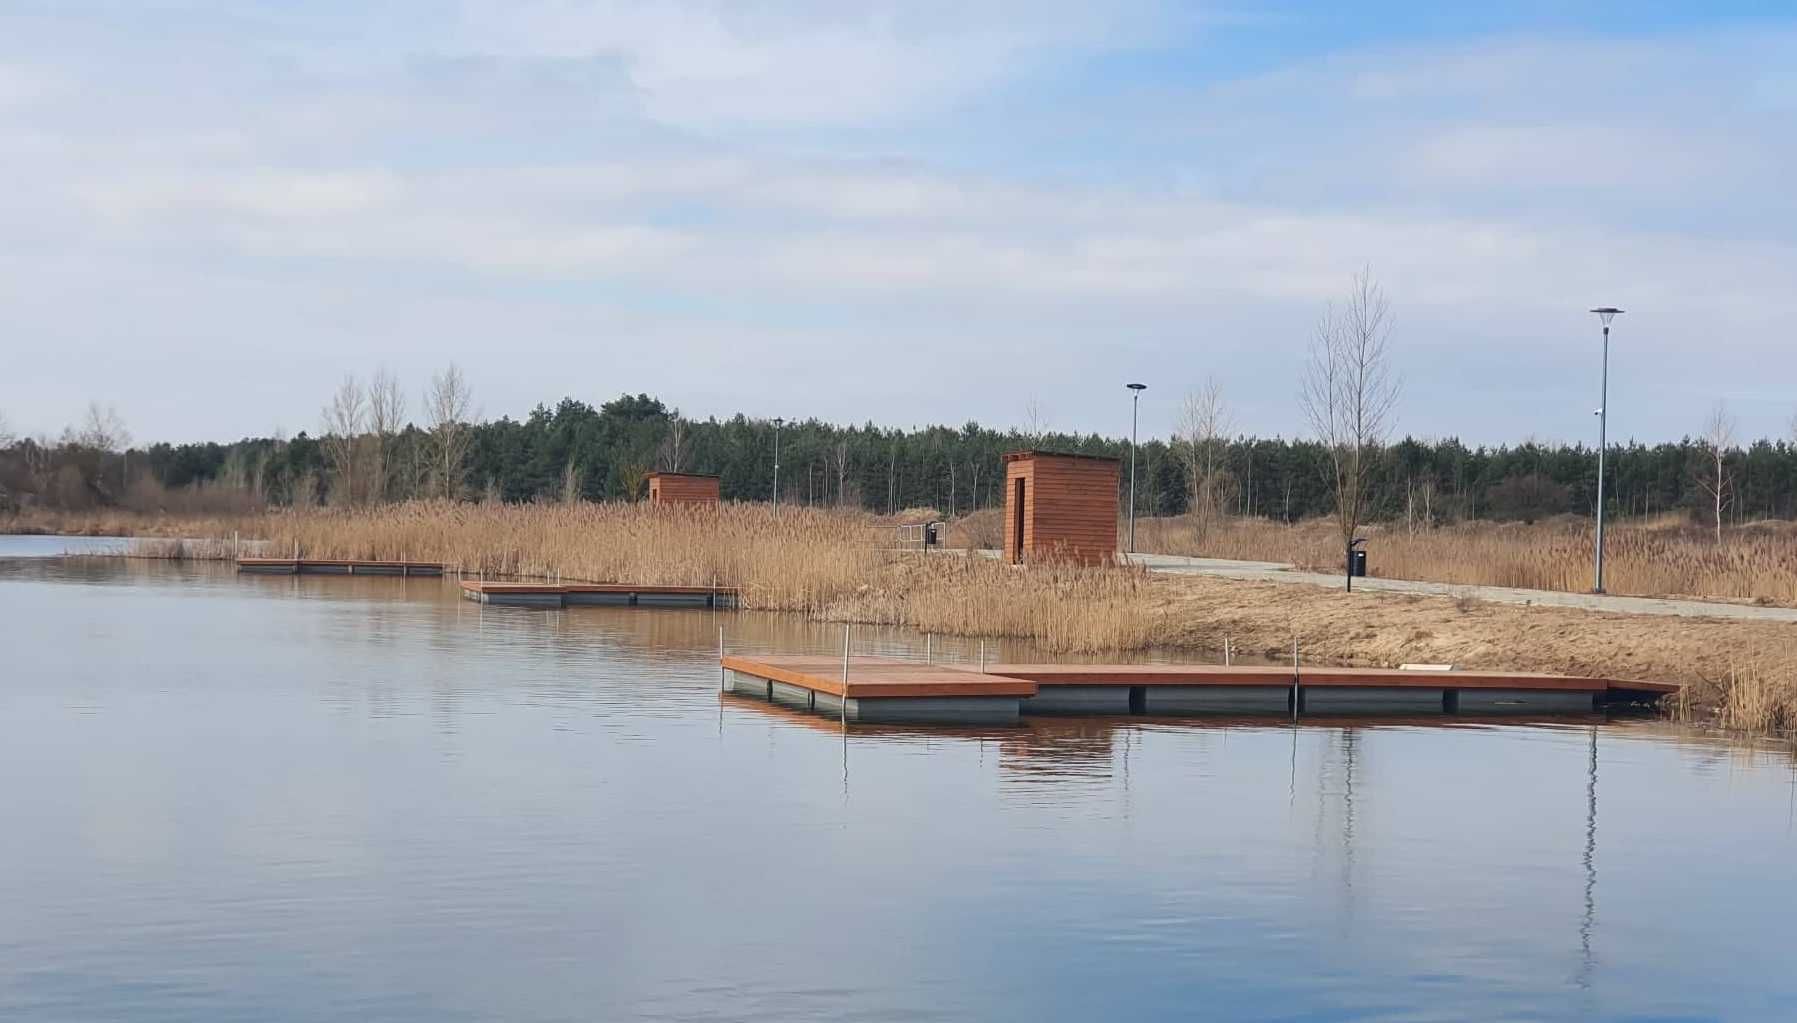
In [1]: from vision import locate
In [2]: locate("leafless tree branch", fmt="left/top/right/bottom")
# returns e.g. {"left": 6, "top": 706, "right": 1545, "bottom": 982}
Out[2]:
{"left": 1299, "top": 267, "right": 1401, "bottom": 565}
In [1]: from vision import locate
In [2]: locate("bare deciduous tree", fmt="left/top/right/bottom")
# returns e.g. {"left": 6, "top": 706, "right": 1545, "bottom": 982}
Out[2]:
{"left": 0, "top": 410, "right": 15, "bottom": 447}
{"left": 1404, "top": 476, "right": 1436, "bottom": 535}
{"left": 1696, "top": 401, "right": 1735, "bottom": 544}
{"left": 561, "top": 459, "right": 584, "bottom": 504}
{"left": 1299, "top": 268, "right": 1400, "bottom": 586}
{"left": 424, "top": 363, "right": 475, "bottom": 499}
{"left": 424, "top": 364, "right": 475, "bottom": 499}
{"left": 321, "top": 375, "right": 367, "bottom": 505}
{"left": 74, "top": 402, "right": 131, "bottom": 452}
{"left": 656, "top": 416, "right": 688, "bottom": 473}
{"left": 1021, "top": 398, "right": 1049, "bottom": 445}
{"left": 618, "top": 462, "right": 649, "bottom": 502}
{"left": 1178, "top": 378, "right": 1233, "bottom": 542}
{"left": 367, "top": 367, "right": 406, "bottom": 503}
{"left": 831, "top": 439, "right": 851, "bottom": 506}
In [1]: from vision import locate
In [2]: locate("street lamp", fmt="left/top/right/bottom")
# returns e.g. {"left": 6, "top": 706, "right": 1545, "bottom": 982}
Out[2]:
{"left": 1589, "top": 307, "right": 1623, "bottom": 593}
{"left": 772, "top": 417, "right": 785, "bottom": 517}
{"left": 1126, "top": 383, "right": 1146, "bottom": 553}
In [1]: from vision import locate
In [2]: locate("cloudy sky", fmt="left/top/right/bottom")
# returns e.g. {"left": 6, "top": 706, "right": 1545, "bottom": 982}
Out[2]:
{"left": 2, "top": 2, "right": 1793, "bottom": 446}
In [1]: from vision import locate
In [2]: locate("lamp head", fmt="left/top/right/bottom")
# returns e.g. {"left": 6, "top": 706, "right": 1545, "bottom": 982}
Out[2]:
{"left": 1590, "top": 307, "right": 1623, "bottom": 327}
{"left": 1126, "top": 382, "right": 1147, "bottom": 392}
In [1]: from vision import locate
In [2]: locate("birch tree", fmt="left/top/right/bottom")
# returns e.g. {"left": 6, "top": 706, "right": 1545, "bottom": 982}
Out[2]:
{"left": 321, "top": 375, "right": 366, "bottom": 505}
{"left": 1696, "top": 401, "right": 1735, "bottom": 544}
{"left": 656, "top": 416, "right": 688, "bottom": 473}
{"left": 367, "top": 367, "right": 406, "bottom": 503}
{"left": 1178, "top": 378, "right": 1232, "bottom": 541}
{"left": 1299, "top": 268, "right": 1400, "bottom": 585}
{"left": 423, "top": 363, "right": 475, "bottom": 500}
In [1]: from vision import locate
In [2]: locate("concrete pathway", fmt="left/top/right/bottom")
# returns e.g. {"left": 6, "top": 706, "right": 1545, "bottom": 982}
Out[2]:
{"left": 1124, "top": 552, "right": 1797, "bottom": 624}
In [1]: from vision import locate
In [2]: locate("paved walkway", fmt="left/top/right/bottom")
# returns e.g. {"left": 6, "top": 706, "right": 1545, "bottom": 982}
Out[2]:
{"left": 1125, "top": 552, "right": 1797, "bottom": 624}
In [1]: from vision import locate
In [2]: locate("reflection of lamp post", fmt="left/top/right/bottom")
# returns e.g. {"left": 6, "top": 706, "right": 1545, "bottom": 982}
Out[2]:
{"left": 1126, "top": 383, "right": 1146, "bottom": 552}
{"left": 1579, "top": 725, "right": 1598, "bottom": 990}
{"left": 1589, "top": 308, "right": 1623, "bottom": 593}
{"left": 772, "top": 417, "right": 784, "bottom": 517}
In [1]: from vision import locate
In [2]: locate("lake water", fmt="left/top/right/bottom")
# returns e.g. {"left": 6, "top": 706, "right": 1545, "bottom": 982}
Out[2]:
{"left": 3, "top": 538, "right": 1795, "bottom": 1021}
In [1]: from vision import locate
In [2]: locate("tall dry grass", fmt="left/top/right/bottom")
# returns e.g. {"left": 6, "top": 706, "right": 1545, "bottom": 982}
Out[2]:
{"left": 257, "top": 501, "right": 888, "bottom": 614}
{"left": 1713, "top": 669, "right": 1797, "bottom": 734}
{"left": 2, "top": 508, "right": 264, "bottom": 539}
{"left": 1138, "top": 514, "right": 1797, "bottom": 606}
{"left": 30, "top": 498, "right": 1797, "bottom": 731}
{"left": 118, "top": 500, "right": 1165, "bottom": 654}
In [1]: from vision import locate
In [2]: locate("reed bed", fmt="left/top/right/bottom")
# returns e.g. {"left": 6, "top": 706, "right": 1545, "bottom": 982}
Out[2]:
{"left": 1137, "top": 515, "right": 1797, "bottom": 606}
{"left": 125, "top": 536, "right": 249, "bottom": 560}
{"left": 1712, "top": 669, "right": 1797, "bottom": 734}
{"left": 237, "top": 501, "right": 1166, "bottom": 654}
{"left": 2, "top": 508, "right": 263, "bottom": 539}
{"left": 29, "top": 499, "right": 1797, "bottom": 732}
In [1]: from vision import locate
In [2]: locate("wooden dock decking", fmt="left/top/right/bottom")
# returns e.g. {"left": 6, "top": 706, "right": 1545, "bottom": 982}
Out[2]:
{"left": 237, "top": 558, "right": 443, "bottom": 576}
{"left": 460, "top": 580, "right": 737, "bottom": 609}
{"left": 722, "top": 654, "right": 1677, "bottom": 724}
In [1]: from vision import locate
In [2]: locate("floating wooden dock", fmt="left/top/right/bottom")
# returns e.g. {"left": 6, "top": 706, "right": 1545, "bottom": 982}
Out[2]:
{"left": 460, "top": 580, "right": 737, "bottom": 608}
{"left": 237, "top": 557, "right": 443, "bottom": 576}
{"left": 720, "top": 655, "right": 1678, "bottom": 724}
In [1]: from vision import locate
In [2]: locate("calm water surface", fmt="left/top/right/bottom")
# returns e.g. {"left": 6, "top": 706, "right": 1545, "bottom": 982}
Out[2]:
{"left": 3, "top": 537, "right": 1795, "bottom": 1021}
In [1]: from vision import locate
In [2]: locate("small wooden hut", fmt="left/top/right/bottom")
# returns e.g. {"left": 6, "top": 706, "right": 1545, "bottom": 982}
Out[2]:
{"left": 1001, "top": 451, "right": 1120, "bottom": 566}
{"left": 646, "top": 472, "right": 721, "bottom": 506}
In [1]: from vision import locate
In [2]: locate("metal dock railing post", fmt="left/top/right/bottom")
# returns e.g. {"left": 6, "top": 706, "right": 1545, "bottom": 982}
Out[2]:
{"left": 1291, "top": 635, "right": 1302, "bottom": 721}
{"left": 718, "top": 625, "right": 726, "bottom": 693}
{"left": 840, "top": 623, "right": 851, "bottom": 726}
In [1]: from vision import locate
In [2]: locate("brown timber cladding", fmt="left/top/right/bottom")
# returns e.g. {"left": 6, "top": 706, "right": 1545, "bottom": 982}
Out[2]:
{"left": 646, "top": 472, "right": 721, "bottom": 505}
{"left": 1002, "top": 451, "right": 1120, "bottom": 566}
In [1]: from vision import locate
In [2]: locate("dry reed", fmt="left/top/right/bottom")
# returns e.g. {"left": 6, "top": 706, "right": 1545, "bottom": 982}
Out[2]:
{"left": 26, "top": 500, "right": 1797, "bottom": 733}
{"left": 1138, "top": 514, "right": 1797, "bottom": 607}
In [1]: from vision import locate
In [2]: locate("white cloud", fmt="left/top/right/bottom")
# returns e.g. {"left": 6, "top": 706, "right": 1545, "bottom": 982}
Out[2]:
{"left": 1, "top": 8, "right": 1794, "bottom": 443}
{"left": 438, "top": 0, "right": 1176, "bottom": 124}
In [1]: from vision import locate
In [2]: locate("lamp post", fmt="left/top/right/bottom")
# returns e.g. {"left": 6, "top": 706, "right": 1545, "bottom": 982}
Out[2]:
{"left": 772, "top": 417, "right": 784, "bottom": 518}
{"left": 1589, "top": 308, "right": 1622, "bottom": 593}
{"left": 1126, "top": 383, "right": 1146, "bottom": 553}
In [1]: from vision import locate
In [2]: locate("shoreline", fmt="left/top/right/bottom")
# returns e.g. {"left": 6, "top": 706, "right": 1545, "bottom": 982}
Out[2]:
{"left": 9, "top": 506, "right": 1795, "bottom": 734}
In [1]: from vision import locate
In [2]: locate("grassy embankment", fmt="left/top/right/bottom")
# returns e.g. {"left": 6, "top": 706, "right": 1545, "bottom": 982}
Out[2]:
{"left": 1131, "top": 512, "right": 1797, "bottom": 606}
{"left": 11, "top": 501, "right": 1797, "bottom": 733}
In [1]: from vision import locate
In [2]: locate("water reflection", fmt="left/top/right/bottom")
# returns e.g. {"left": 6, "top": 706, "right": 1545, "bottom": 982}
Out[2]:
{"left": 3, "top": 548, "right": 1797, "bottom": 1022}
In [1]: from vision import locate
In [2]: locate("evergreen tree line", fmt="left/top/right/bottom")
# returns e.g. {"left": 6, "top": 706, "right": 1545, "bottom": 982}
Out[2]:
{"left": 6, "top": 392, "right": 1797, "bottom": 526}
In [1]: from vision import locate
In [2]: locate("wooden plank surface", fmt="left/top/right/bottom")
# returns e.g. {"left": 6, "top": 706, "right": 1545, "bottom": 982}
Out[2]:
{"left": 460, "top": 581, "right": 735, "bottom": 596}
{"left": 237, "top": 558, "right": 444, "bottom": 570}
{"left": 721, "top": 655, "right": 1038, "bottom": 699}
{"left": 985, "top": 663, "right": 1677, "bottom": 694}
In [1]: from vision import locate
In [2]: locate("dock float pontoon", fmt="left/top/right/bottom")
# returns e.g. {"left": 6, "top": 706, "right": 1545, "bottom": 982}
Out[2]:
{"left": 460, "top": 580, "right": 737, "bottom": 608}
{"left": 237, "top": 558, "right": 443, "bottom": 576}
{"left": 720, "top": 655, "right": 1678, "bottom": 724}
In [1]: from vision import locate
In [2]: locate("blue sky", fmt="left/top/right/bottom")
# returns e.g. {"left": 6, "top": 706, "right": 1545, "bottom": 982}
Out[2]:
{"left": 1, "top": 2, "right": 1793, "bottom": 447}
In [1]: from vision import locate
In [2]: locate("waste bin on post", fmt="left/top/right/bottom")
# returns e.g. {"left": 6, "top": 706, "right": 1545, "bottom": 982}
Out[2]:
{"left": 1352, "top": 548, "right": 1367, "bottom": 577}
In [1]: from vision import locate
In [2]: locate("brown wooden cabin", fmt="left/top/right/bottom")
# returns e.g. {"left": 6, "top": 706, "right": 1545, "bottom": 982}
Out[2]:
{"left": 646, "top": 471, "right": 721, "bottom": 506}
{"left": 1001, "top": 451, "right": 1120, "bottom": 566}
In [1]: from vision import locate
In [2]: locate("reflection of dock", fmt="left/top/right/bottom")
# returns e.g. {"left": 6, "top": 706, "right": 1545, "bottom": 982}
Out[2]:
{"left": 237, "top": 557, "right": 443, "bottom": 576}
{"left": 460, "top": 580, "right": 736, "bottom": 608}
{"left": 721, "top": 654, "right": 1677, "bottom": 724}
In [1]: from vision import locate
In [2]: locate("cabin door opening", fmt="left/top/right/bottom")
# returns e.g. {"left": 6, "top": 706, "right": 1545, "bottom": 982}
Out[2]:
{"left": 1011, "top": 477, "right": 1026, "bottom": 564}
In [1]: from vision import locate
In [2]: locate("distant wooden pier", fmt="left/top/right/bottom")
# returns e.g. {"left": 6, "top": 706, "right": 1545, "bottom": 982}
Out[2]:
{"left": 721, "top": 654, "right": 1677, "bottom": 724}
{"left": 460, "top": 580, "right": 737, "bottom": 608}
{"left": 237, "top": 557, "right": 443, "bottom": 576}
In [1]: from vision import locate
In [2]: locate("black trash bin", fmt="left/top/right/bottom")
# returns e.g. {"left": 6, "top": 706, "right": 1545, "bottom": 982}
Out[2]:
{"left": 1351, "top": 548, "right": 1367, "bottom": 577}
{"left": 924, "top": 522, "right": 941, "bottom": 548}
